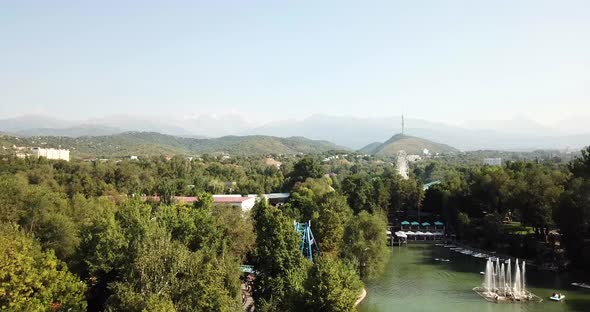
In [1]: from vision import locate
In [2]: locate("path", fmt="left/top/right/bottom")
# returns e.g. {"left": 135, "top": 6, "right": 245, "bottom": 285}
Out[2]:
{"left": 354, "top": 288, "right": 367, "bottom": 307}
{"left": 242, "top": 281, "right": 254, "bottom": 311}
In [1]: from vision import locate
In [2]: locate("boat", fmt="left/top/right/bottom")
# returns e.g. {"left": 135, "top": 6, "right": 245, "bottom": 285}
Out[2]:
{"left": 479, "top": 271, "right": 485, "bottom": 275}
{"left": 572, "top": 282, "right": 590, "bottom": 289}
{"left": 550, "top": 294, "right": 565, "bottom": 301}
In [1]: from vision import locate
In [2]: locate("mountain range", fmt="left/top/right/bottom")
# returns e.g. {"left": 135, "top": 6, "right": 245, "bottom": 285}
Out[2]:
{"left": 1, "top": 114, "right": 589, "bottom": 151}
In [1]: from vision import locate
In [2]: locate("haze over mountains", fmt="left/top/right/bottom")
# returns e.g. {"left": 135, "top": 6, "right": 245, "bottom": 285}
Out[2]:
{"left": 1, "top": 114, "right": 588, "bottom": 151}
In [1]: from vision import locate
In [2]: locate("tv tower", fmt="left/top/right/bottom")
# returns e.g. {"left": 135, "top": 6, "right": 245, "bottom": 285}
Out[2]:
{"left": 401, "top": 113, "right": 405, "bottom": 135}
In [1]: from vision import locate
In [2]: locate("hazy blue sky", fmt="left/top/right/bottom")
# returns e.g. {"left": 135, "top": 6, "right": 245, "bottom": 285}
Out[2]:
{"left": 1, "top": 0, "right": 589, "bottom": 126}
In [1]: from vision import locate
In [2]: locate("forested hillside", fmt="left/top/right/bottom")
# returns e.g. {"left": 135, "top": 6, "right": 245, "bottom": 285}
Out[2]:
{"left": 0, "top": 132, "right": 347, "bottom": 157}
{"left": 365, "top": 134, "right": 458, "bottom": 156}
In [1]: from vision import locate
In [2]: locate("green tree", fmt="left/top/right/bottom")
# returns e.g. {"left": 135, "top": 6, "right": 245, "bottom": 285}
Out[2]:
{"left": 252, "top": 199, "right": 309, "bottom": 311}
{"left": 0, "top": 174, "right": 28, "bottom": 223}
{"left": 555, "top": 147, "right": 590, "bottom": 268}
{"left": 304, "top": 256, "right": 363, "bottom": 312}
{"left": 341, "top": 174, "right": 375, "bottom": 214}
{"left": 342, "top": 211, "right": 388, "bottom": 280}
{"left": 107, "top": 224, "right": 241, "bottom": 312}
{"left": 313, "top": 193, "right": 353, "bottom": 255}
{"left": 194, "top": 192, "right": 213, "bottom": 210}
{"left": 0, "top": 225, "right": 87, "bottom": 311}
{"left": 286, "top": 156, "right": 323, "bottom": 188}
{"left": 211, "top": 204, "right": 255, "bottom": 260}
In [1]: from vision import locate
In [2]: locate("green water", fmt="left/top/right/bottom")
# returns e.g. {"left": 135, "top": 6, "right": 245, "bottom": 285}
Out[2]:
{"left": 358, "top": 245, "right": 590, "bottom": 312}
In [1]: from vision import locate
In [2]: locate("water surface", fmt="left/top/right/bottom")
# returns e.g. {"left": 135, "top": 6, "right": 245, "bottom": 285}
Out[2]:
{"left": 358, "top": 244, "right": 590, "bottom": 312}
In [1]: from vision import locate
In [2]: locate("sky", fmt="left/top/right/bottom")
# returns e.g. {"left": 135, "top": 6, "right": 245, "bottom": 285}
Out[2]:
{"left": 1, "top": 0, "right": 589, "bottom": 127}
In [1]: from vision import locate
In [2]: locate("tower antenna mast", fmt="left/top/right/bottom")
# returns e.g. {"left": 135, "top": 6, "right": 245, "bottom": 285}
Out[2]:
{"left": 401, "top": 104, "right": 405, "bottom": 135}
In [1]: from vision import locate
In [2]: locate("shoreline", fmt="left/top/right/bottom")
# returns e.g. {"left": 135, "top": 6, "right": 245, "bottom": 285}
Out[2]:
{"left": 354, "top": 288, "right": 367, "bottom": 307}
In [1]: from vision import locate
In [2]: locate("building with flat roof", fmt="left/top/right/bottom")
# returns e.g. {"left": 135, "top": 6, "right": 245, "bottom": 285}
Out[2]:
{"left": 483, "top": 158, "right": 502, "bottom": 166}
{"left": 144, "top": 195, "right": 257, "bottom": 211}
{"left": 31, "top": 147, "right": 70, "bottom": 161}
{"left": 143, "top": 193, "right": 292, "bottom": 211}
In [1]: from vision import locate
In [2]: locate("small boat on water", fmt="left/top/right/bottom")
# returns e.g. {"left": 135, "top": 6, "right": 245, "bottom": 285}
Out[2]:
{"left": 572, "top": 282, "right": 590, "bottom": 289}
{"left": 479, "top": 271, "right": 485, "bottom": 275}
{"left": 434, "top": 258, "right": 450, "bottom": 262}
{"left": 550, "top": 294, "right": 565, "bottom": 301}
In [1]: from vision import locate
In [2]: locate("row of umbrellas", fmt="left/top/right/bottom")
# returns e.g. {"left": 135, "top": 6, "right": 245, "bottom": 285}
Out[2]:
{"left": 400, "top": 221, "right": 444, "bottom": 226}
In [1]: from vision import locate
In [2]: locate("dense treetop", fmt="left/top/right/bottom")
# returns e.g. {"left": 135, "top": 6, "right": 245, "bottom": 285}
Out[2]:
{"left": 0, "top": 145, "right": 589, "bottom": 311}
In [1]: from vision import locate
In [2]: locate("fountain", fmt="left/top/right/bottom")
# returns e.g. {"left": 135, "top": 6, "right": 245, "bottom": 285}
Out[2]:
{"left": 473, "top": 258, "right": 542, "bottom": 303}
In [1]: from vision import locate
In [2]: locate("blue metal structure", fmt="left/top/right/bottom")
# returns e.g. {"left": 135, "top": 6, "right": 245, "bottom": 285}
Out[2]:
{"left": 294, "top": 220, "right": 319, "bottom": 261}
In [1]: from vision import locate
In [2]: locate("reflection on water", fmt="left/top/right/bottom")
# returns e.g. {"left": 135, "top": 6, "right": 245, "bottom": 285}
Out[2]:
{"left": 358, "top": 245, "right": 590, "bottom": 312}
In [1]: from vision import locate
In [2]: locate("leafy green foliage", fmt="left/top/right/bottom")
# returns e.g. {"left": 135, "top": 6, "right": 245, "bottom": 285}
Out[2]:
{"left": 555, "top": 146, "right": 590, "bottom": 268}
{"left": 304, "top": 256, "right": 363, "bottom": 312}
{"left": 106, "top": 224, "right": 241, "bottom": 312}
{"left": 0, "top": 225, "right": 86, "bottom": 311}
{"left": 342, "top": 211, "right": 388, "bottom": 280}
{"left": 252, "top": 199, "right": 309, "bottom": 311}
{"left": 313, "top": 193, "right": 353, "bottom": 255}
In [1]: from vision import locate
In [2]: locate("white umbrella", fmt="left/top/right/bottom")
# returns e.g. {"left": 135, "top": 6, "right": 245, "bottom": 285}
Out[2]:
{"left": 395, "top": 232, "right": 407, "bottom": 238}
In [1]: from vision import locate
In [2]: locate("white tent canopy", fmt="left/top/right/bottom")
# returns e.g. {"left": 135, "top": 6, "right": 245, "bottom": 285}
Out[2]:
{"left": 395, "top": 231, "right": 407, "bottom": 238}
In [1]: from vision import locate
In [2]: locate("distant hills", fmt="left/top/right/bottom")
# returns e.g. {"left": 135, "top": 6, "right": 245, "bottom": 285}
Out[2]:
{"left": 0, "top": 132, "right": 346, "bottom": 158}
{"left": 359, "top": 134, "right": 458, "bottom": 156}
{"left": 251, "top": 115, "right": 590, "bottom": 151}
{"left": 358, "top": 142, "right": 382, "bottom": 154}
{"left": 2, "top": 114, "right": 590, "bottom": 151}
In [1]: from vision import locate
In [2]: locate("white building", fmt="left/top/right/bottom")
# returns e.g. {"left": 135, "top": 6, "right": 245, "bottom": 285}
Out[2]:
{"left": 423, "top": 148, "right": 430, "bottom": 155}
{"left": 212, "top": 195, "right": 256, "bottom": 211}
{"left": 483, "top": 158, "right": 502, "bottom": 166}
{"left": 31, "top": 147, "right": 70, "bottom": 161}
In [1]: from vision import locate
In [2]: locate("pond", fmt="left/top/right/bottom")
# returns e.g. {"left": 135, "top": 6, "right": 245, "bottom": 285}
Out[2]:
{"left": 358, "top": 244, "right": 590, "bottom": 312}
